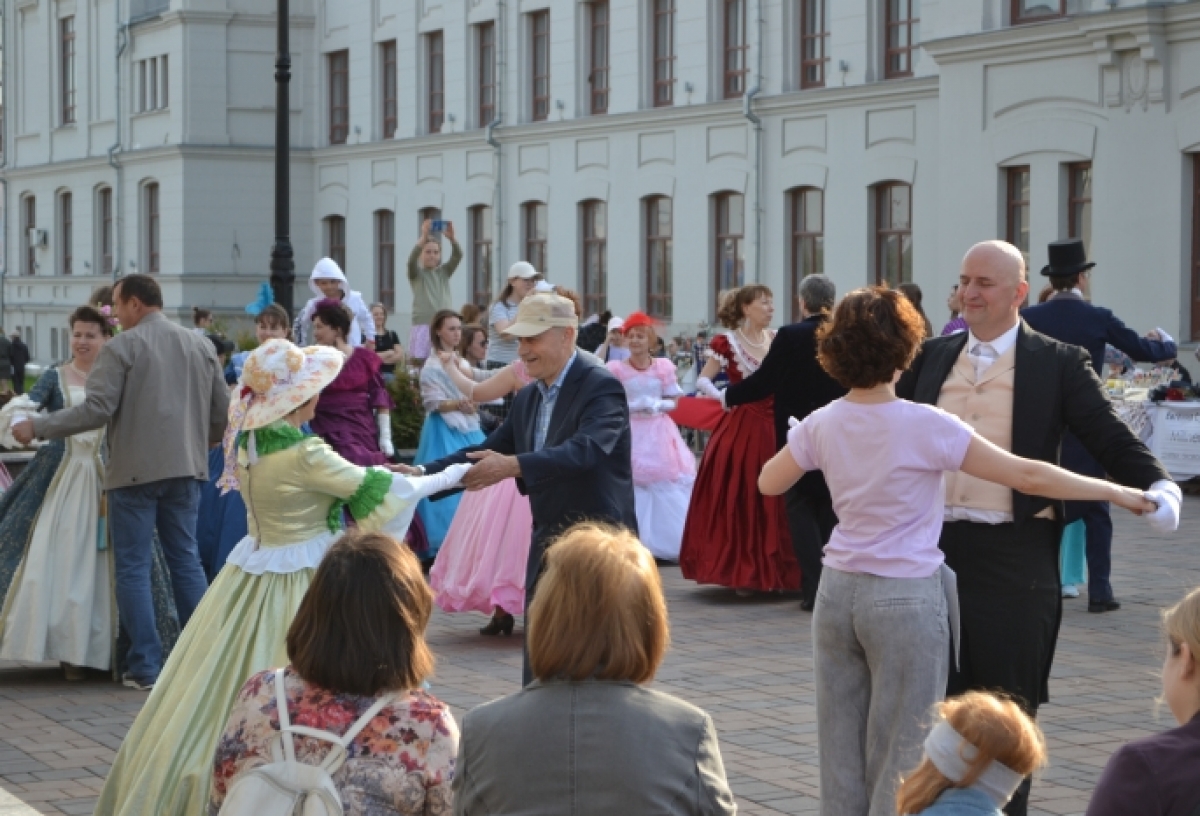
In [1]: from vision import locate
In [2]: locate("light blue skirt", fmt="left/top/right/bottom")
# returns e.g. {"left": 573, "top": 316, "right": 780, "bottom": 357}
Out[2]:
{"left": 1060, "top": 520, "right": 1086, "bottom": 587}
{"left": 414, "top": 412, "right": 486, "bottom": 556}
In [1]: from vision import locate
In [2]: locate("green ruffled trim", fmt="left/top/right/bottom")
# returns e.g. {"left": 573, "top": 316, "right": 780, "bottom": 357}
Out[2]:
{"left": 326, "top": 468, "right": 394, "bottom": 533}
{"left": 238, "top": 421, "right": 309, "bottom": 456}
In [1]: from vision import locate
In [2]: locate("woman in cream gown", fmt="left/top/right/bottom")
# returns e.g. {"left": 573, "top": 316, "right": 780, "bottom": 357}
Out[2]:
{"left": 0, "top": 306, "right": 179, "bottom": 679}
{"left": 95, "top": 339, "right": 469, "bottom": 816}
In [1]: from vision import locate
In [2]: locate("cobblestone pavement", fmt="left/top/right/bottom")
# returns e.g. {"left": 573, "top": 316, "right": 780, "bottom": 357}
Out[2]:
{"left": 0, "top": 497, "right": 1196, "bottom": 815}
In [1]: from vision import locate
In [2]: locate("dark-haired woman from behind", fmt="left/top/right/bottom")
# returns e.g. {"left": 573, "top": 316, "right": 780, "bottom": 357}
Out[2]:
{"left": 758, "top": 286, "right": 1157, "bottom": 816}
{"left": 453, "top": 524, "right": 735, "bottom": 816}
{"left": 210, "top": 531, "right": 458, "bottom": 815}
{"left": 0, "top": 307, "right": 179, "bottom": 680}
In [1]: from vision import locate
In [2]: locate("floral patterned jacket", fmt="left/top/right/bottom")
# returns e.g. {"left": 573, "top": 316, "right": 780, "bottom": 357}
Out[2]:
{"left": 209, "top": 667, "right": 458, "bottom": 816}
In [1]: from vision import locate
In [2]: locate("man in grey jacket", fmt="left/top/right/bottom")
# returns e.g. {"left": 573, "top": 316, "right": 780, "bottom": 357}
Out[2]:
{"left": 13, "top": 275, "right": 229, "bottom": 689}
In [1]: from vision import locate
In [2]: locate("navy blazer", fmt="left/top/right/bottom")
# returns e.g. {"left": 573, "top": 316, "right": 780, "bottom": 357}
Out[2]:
{"left": 896, "top": 322, "right": 1169, "bottom": 529}
{"left": 723, "top": 314, "right": 847, "bottom": 501}
{"left": 423, "top": 353, "right": 638, "bottom": 550}
{"left": 1022, "top": 293, "right": 1177, "bottom": 377}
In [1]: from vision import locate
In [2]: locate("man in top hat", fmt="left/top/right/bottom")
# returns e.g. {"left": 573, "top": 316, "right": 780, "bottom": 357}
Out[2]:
{"left": 897, "top": 240, "right": 1180, "bottom": 816}
{"left": 409, "top": 291, "right": 637, "bottom": 684}
{"left": 1022, "top": 238, "right": 1177, "bottom": 613}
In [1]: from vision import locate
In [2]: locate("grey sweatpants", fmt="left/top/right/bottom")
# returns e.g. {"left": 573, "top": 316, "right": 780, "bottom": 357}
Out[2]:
{"left": 813, "top": 566, "right": 949, "bottom": 816}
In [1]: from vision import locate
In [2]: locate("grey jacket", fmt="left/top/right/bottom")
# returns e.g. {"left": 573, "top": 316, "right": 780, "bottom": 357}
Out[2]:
{"left": 34, "top": 311, "right": 229, "bottom": 489}
{"left": 453, "top": 680, "right": 737, "bottom": 816}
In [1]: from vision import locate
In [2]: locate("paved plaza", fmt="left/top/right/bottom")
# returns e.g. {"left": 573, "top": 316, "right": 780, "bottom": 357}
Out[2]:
{"left": 0, "top": 497, "right": 1195, "bottom": 816}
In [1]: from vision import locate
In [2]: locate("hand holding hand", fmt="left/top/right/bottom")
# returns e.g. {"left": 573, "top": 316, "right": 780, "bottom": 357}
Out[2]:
{"left": 11, "top": 419, "right": 35, "bottom": 446}
{"left": 389, "top": 463, "right": 422, "bottom": 476}
{"left": 462, "top": 450, "right": 520, "bottom": 491}
{"left": 444, "top": 221, "right": 456, "bottom": 242}
{"left": 458, "top": 399, "right": 478, "bottom": 415}
{"left": 1113, "top": 487, "right": 1159, "bottom": 516}
{"left": 1143, "top": 480, "right": 1182, "bottom": 533}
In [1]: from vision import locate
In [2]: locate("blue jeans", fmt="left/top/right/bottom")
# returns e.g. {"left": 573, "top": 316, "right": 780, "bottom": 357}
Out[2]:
{"left": 108, "top": 477, "right": 209, "bottom": 681}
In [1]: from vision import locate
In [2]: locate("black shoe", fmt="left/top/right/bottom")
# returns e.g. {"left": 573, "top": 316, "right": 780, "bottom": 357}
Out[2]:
{"left": 480, "top": 613, "right": 515, "bottom": 637}
{"left": 1088, "top": 598, "right": 1121, "bottom": 614}
{"left": 122, "top": 672, "right": 156, "bottom": 691}
{"left": 420, "top": 557, "right": 435, "bottom": 575}
{"left": 800, "top": 597, "right": 815, "bottom": 612}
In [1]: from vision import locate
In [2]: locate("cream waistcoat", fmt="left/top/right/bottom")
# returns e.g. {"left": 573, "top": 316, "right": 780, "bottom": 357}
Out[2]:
{"left": 937, "top": 343, "right": 1056, "bottom": 522}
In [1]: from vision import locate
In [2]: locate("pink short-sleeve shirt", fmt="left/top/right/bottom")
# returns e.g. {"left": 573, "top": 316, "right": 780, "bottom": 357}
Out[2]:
{"left": 787, "top": 399, "right": 974, "bottom": 578}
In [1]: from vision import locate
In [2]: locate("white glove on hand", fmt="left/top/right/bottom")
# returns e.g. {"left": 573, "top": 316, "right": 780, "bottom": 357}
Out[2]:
{"left": 377, "top": 413, "right": 395, "bottom": 458}
{"left": 1144, "top": 479, "right": 1182, "bottom": 533}
{"left": 627, "top": 395, "right": 656, "bottom": 413}
{"left": 653, "top": 399, "right": 677, "bottom": 415}
{"left": 696, "top": 377, "right": 722, "bottom": 400}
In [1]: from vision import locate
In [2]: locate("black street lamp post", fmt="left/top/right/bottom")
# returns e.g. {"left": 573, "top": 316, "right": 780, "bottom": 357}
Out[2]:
{"left": 269, "top": 0, "right": 295, "bottom": 318}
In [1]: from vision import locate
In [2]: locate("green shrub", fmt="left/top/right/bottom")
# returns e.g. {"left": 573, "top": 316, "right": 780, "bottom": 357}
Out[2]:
{"left": 387, "top": 367, "right": 425, "bottom": 450}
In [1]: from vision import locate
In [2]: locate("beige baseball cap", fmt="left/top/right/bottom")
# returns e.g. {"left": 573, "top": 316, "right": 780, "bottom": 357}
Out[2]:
{"left": 505, "top": 293, "right": 580, "bottom": 337}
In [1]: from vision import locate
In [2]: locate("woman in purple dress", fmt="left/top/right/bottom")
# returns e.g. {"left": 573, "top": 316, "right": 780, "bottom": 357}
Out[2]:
{"left": 309, "top": 299, "right": 394, "bottom": 467}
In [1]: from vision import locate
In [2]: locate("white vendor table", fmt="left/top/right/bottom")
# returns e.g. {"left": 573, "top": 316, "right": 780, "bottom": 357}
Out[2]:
{"left": 1125, "top": 401, "right": 1200, "bottom": 481}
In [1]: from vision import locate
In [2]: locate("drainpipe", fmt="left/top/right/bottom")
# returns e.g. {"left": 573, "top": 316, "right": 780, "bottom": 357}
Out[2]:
{"left": 741, "top": 0, "right": 764, "bottom": 285}
{"left": 1, "top": 3, "right": 9, "bottom": 323}
{"left": 108, "top": 0, "right": 128, "bottom": 283}
{"left": 486, "top": 0, "right": 506, "bottom": 290}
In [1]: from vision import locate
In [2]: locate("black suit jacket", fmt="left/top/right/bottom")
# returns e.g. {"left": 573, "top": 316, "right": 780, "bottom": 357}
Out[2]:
{"left": 424, "top": 353, "right": 638, "bottom": 549}
{"left": 896, "top": 322, "right": 1169, "bottom": 528}
{"left": 1022, "top": 293, "right": 1177, "bottom": 377}
{"left": 723, "top": 315, "right": 847, "bottom": 501}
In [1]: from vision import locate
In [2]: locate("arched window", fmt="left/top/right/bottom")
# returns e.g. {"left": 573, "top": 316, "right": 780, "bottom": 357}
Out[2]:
{"left": 324, "top": 215, "right": 346, "bottom": 269}
{"left": 580, "top": 200, "right": 607, "bottom": 315}
{"left": 469, "top": 205, "right": 493, "bottom": 308}
{"left": 873, "top": 181, "right": 912, "bottom": 287}
{"left": 523, "top": 202, "right": 548, "bottom": 276}
{"left": 788, "top": 187, "right": 823, "bottom": 321}
{"left": 96, "top": 187, "right": 113, "bottom": 276}
{"left": 375, "top": 210, "right": 395, "bottom": 309}
{"left": 645, "top": 196, "right": 672, "bottom": 319}
{"left": 713, "top": 192, "right": 745, "bottom": 300}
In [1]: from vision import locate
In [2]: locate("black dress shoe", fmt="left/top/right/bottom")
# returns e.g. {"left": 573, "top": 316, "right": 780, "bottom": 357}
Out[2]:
{"left": 800, "top": 597, "right": 815, "bottom": 612}
{"left": 1088, "top": 598, "right": 1121, "bottom": 613}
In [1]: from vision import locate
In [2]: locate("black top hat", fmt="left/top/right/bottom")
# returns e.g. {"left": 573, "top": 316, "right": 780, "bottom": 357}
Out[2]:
{"left": 1041, "top": 239, "right": 1095, "bottom": 277}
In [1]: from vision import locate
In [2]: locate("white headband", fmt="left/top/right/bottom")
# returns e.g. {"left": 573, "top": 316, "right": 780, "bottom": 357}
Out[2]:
{"left": 923, "top": 721, "right": 1026, "bottom": 807}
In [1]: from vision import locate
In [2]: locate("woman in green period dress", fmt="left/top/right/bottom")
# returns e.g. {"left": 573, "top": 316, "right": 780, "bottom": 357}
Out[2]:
{"left": 94, "top": 339, "right": 470, "bottom": 816}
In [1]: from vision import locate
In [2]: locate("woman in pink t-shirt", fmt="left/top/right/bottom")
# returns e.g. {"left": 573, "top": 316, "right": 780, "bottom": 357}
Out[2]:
{"left": 759, "top": 287, "right": 1153, "bottom": 816}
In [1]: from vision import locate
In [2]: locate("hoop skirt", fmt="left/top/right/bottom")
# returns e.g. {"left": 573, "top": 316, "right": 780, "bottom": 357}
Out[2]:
{"left": 679, "top": 334, "right": 798, "bottom": 591}
{"left": 429, "top": 479, "right": 532, "bottom": 617}
{"left": 94, "top": 431, "right": 467, "bottom": 816}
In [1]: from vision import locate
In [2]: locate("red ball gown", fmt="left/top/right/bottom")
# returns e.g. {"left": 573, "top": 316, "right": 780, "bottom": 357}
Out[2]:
{"left": 679, "top": 333, "right": 799, "bottom": 591}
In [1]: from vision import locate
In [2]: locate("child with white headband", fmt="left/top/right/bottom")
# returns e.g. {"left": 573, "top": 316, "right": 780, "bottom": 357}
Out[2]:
{"left": 897, "top": 692, "right": 1047, "bottom": 815}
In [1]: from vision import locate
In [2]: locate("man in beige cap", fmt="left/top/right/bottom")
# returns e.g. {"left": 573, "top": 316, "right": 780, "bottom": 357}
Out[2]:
{"left": 415, "top": 291, "right": 637, "bottom": 684}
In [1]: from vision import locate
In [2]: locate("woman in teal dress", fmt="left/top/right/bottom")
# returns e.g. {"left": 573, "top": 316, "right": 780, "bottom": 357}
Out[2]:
{"left": 94, "top": 339, "right": 469, "bottom": 816}
{"left": 0, "top": 306, "right": 179, "bottom": 681}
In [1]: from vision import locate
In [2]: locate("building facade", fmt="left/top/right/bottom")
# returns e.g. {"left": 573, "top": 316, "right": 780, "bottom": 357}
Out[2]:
{"left": 3, "top": 0, "right": 1200, "bottom": 363}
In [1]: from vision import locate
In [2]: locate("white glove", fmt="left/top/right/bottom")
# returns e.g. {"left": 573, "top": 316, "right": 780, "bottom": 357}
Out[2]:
{"left": 627, "top": 395, "right": 655, "bottom": 413}
{"left": 377, "top": 413, "right": 395, "bottom": 458}
{"left": 652, "top": 399, "right": 677, "bottom": 415}
{"left": 1152, "top": 327, "right": 1176, "bottom": 345}
{"left": 1144, "top": 479, "right": 1181, "bottom": 533}
{"left": 696, "top": 377, "right": 721, "bottom": 400}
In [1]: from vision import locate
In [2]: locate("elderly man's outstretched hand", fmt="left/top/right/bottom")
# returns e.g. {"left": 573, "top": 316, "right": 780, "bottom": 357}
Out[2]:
{"left": 463, "top": 450, "right": 521, "bottom": 491}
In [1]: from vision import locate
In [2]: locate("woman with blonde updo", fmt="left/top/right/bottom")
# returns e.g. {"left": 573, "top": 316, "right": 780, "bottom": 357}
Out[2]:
{"left": 680, "top": 285, "right": 798, "bottom": 593}
{"left": 1086, "top": 586, "right": 1200, "bottom": 816}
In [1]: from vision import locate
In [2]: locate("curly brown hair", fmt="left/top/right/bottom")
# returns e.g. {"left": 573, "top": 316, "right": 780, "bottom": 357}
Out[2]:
{"left": 69, "top": 305, "right": 115, "bottom": 338}
{"left": 312, "top": 298, "right": 353, "bottom": 340}
{"left": 817, "top": 286, "right": 926, "bottom": 389}
{"left": 716, "top": 284, "right": 773, "bottom": 329}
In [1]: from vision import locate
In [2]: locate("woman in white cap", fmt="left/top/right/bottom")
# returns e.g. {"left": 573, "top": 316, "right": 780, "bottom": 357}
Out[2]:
{"left": 486, "top": 261, "right": 539, "bottom": 368}
{"left": 95, "top": 339, "right": 469, "bottom": 816}
{"left": 595, "top": 316, "right": 631, "bottom": 363}
{"left": 293, "top": 257, "right": 376, "bottom": 348}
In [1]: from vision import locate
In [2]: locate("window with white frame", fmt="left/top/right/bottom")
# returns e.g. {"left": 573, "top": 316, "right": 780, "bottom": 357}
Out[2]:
{"left": 137, "top": 55, "right": 169, "bottom": 112}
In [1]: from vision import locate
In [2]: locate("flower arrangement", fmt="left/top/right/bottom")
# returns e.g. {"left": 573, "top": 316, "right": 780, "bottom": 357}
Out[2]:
{"left": 97, "top": 304, "right": 121, "bottom": 333}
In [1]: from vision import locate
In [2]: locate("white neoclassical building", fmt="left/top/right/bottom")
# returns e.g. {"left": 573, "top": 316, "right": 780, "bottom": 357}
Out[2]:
{"left": 3, "top": 0, "right": 1200, "bottom": 363}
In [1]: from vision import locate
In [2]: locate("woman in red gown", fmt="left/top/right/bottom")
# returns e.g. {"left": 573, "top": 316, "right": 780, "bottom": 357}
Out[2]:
{"left": 679, "top": 285, "right": 799, "bottom": 592}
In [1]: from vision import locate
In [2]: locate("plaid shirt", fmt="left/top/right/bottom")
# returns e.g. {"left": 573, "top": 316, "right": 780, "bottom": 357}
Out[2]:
{"left": 533, "top": 352, "right": 577, "bottom": 451}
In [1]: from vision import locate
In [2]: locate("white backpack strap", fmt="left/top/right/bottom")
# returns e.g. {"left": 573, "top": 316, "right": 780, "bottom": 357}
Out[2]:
{"left": 316, "top": 693, "right": 396, "bottom": 773}
{"left": 273, "top": 668, "right": 297, "bottom": 763}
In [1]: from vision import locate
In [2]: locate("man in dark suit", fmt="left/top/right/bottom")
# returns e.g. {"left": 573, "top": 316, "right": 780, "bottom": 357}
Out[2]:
{"left": 723, "top": 274, "right": 846, "bottom": 610}
{"left": 9, "top": 334, "right": 30, "bottom": 395}
{"left": 897, "top": 240, "right": 1180, "bottom": 816}
{"left": 1022, "top": 238, "right": 1177, "bottom": 613}
{"left": 414, "top": 292, "right": 637, "bottom": 683}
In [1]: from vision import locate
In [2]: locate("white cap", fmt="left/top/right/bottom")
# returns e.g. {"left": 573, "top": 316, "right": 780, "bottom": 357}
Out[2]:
{"left": 508, "top": 261, "right": 538, "bottom": 280}
{"left": 607, "top": 317, "right": 625, "bottom": 332}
